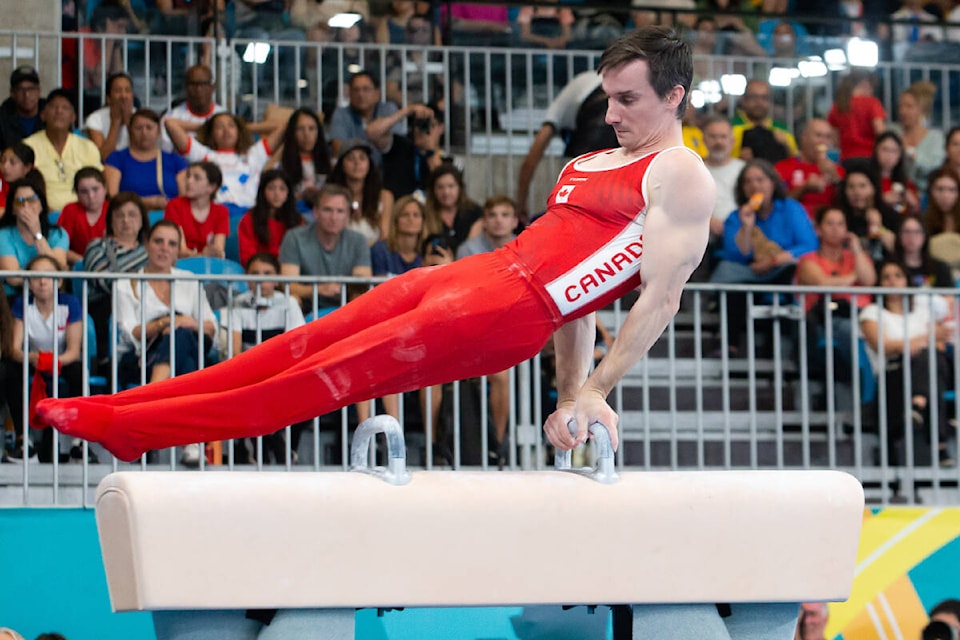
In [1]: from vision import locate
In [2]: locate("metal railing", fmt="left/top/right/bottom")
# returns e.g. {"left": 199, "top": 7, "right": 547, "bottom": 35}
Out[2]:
{"left": 2, "top": 270, "right": 959, "bottom": 507}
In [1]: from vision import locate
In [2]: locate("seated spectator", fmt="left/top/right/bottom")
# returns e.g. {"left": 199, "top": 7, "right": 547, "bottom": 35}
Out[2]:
{"left": 237, "top": 168, "right": 302, "bottom": 266}
{"left": 869, "top": 131, "right": 920, "bottom": 215}
{"left": 380, "top": 107, "right": 449, "bottom": 201}
{"left": 0, "top": 143, "right": 38, "bottom": 218}
{"left": 223, "top": 252, "right": 307, "bottom": 463}
{"left": 0, "top": 177, "right": 69, "bottom": 295}
{"left": 370, "top": 195, "right": 426, "bottom": 276}
{"left": 165, "top": 112, "right": 285, "bottom": 216}
{"left": 23, "top": 88, "right": 103, "bottom": 212}
{"left": 796, "top": 205, "right": 876, "bottom": 383}
{"left": 631, "top": 0, "right": 696, "bottom": 31}
{"left": 703, "top": 116, "right": 745, "bottom": 242}
{"left": 160, "top": 64, "right": 227, "bottom": 153}
{"left": 890, "top": 0, "right": 943, "bottom": 61}
{"left": 278, "top": 183, "right": 372, "bottom": 311}
{"left": 699, "top": 0, "right": 768, "bottom": 57}
{"left": 105, "top": 108, "right": 188, "bottom": 211}
{"left": 327, "top": 142, "right": 393, "bottom": 245}
{"left": 775, "top": 118, "right": 844, "bottom": 219}
{"left": 422, "top": 164, "right": 482, "bottom": 261}
{"left": 732, "top": 79, "right": 798, "bottom": 163}
{"left": 0, "top": 66, "right": 44, "bottom": 151}
{"left": 944, "top": 126, "right": 960, "bottom": 178}
{"left": 709, "top": 159, "right": 819, "bottom": 354}
{"left": 384, "top": 12, "right": 445, "bottom": 108}
{"left": 56, "top": 166, "right": 108, "bottom": 266}
{"left": 443, "top": 2, "right": 511, "bottom": 47}
{"left": 456, "top": 195, "right": 519, "bottom": 463}
{"left": 890, "top": 81, "right": 944, "bottom": 193}
{"left": 115, "top": 220, "right": 217, "bottom": 465}
{"left": 290, "top": 0, "right": 371, "bottom": 44}
{"left": 859, "top": 259, "right": 953, "bottom": 466}
{"left": 828, "top": 70, "right": 887, "bottom": 166}
{"left": 327, "top": 71, "right": 407, "bottom": 162}
{"left": 515, "top": 0, "right": 575, "bottom": 49}
{"left": 834, "top": 168, "right": 899, "bottom": 264}
{"left": 377, "top": 0, "right": 439, "bottom": 45}
{"left": 5, "top": 254, "right": 91, "bottom": 464}
{"left": 794, "top": 602, "right": 829, "bottom": 640}
{"left": 232, "top": 0, "right": 306, "bottom": 95}
{"left": 163, "top": 161, "right": 229, "bottom": 258}
{"left": 894, "top": 213, "right": 953, "bottom": 287}
{"left": 757, "top": 19, "right": 809, "bottom": 58}
{"left": 84, "top": 71, "right": 135, "bottom": 162}
{"left": 278, "top": 108, "right": 332, "bottom": 211}
{"left": 83, "top": 192, "right": 150, "bottom": 357}
{"left": 80, "top": 1, "right": 141, "bottom": 117}
{"left": 924, "top": 167, "right": 960, "bottom": 276}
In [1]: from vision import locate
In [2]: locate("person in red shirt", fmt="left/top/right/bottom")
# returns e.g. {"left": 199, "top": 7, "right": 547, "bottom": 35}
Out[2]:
{"left": 56, "top": 166, "right": 108, "bottom": 265}
{"left": 162, "top": 160, "right": 229, "bottom": 258}
{"left": 775, "top": 118, "right": 844, "bottom": 219}
{"left": 869, "top": 131, "right": 920, "bottom": 215}
{"left": 236, "top": 168, "right": 302, "bottom": 267}
{"left": 827, "top": 69, "right": 887, "bottom": 164}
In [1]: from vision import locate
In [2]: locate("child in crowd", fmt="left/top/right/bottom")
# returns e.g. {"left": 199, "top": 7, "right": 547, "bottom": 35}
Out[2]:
{"left": 6, "top": 254, "right": 94, "bottom": 463}
{"left": 828, "top": 69, "right": 886, "bottom": 164}
{"left": 56, "top": 166, "right": 109, "bottom": 266}
{"left": 0, "top": 143, "right": 38, "bottom": 218}
{"left": 236, "top": 168, "right": 302, "bottom": 267}
{"left": 224, "top": 252, "right": 305, "bottom": 463}
{"left": 869, "top": 131, "right": 920, "bottom": 215}
{"left": 163, "top": 161, "right": 229, "bottom": 258}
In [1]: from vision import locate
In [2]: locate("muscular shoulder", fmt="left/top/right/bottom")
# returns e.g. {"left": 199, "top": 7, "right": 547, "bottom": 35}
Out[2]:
{"left": 646, "top": 148, "right": 715, "bottom": 223}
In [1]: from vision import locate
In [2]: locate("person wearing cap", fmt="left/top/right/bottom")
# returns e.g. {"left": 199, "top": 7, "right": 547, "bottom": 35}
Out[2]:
{"left": 23, "top": 88, "right": 103, "bottom": 212}
{"left": 0, "top": 66, "right": 44, "bottom": 151}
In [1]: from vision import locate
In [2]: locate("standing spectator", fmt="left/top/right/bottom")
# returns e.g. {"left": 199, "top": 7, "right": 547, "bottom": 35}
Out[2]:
{"left": 423, "top": 164, "right": 482, "bottom": 260}
{"left": 370, "top": 195, "right": 426, "bottom": 276}
{"left": 890, "top": 80, "right": 944, "bottom": 193}
{"left": 160, "top": 64, "right": 227, "bottom": 153}
{"left": 0, "top": 177, "right": 69, "bottom": 295}
{"left": 327, "top": 71, "right": 407, "bottom": 162}
{"left": 869, "top": 131, "right": 921, "bottom": 215}
{"left": 0, "top": 66, "right": 43, "bottom": 151}
{"left": 278, "top": 183, "right": 372, "bottom": 311}
{"left": 456, "top": 195, "right": 519, "bottom": 463}
{"left": 6, "top": 254, "right": 88, "bottom": 464}
{"left": 515, "top": 71, "right": 618, "bottom": 221}
{"left": 709, "top": 159, "right": 818, "bottom": 354}
{"left": 775, "top": 118, "right": 844, "bottom": 219}
{"left": 703, "top": 116, "right": 745, "bottom": 242}
{"left": 23, "top": 89, "right": 102, "bottom": 212}
{"left": 894, "top": 214, "right": 953, "bottom": 287}
{"left": 278, "top": 108, "right": 332, "bottom": 211}
{"left": 56, "top": 166, "right": 108, "bottom": 266}
{"left": 83, "top": 192, "right": 150, "bottom": 357}
{"left": 83, "top": 71, "right": 135, "bottom": 162}
{"left": 0, "top": 143, "right": 38, "bottom": 218}
{"left": 163, "top": 161, "right": 229, "bottom": 258}
{"left": 732, "top": 79, "right": 798, "bottom": 163}
{"left": 835, "top": 167, "right": 899, "bottom": 263}
{"left": 237, "top": 168, "right": 301, "bottom": 266}
{"left": 828, "top": 70, "right": 887, "bottom": 166}
{"left": 104, "top": 108, "right": 188, "bottom": 211}
{"left": 327, "top": 143, "right": 393, "bottom": 245}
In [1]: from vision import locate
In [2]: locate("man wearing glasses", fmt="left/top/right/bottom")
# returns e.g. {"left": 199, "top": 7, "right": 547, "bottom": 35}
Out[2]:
{"left": 0, "top": 66, "right": 45, "bottom": 150}
{"left": 23, "top": 88, "right": 102, "bottom": 211}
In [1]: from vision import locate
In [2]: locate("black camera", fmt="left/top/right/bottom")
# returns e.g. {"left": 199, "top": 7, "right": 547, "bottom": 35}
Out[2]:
{"left": 413, "top": 117, "right": 433, "bottom": 133}
{"left": 923, "top": 621, "right": 959, "bottom": 640}
{"left": 423, "top": 234, "right": 449, "bottom": 255}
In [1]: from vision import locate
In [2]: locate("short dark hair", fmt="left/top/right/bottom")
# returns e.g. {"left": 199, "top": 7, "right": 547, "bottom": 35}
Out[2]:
{"left": 149, "top": 218, "right": 183, "bottom": 243}
{"left": 129, "top": 108, "right": 161, "bottom": 128}
{"left": 106, "top": 71, "right": 133, "bottom": 96}
{"left": 73, "top": 166, "right": 106, "bottom": 192}
{"left": 189, "top": 161, "right": 223, "bottom": 192}
{"left": 5, "top": 142, "right": 35, "bottom": 166}
{"left": 245, "top": 252, "right": 281, "bottom": 272}
{"left": 44, "top": 87, "right": 76, "bottom": 113}
{"left": 349, "top": 70, "right": 379, "bottom": 90}
{"left": 314, "top": 182, "right": 353, "bottom": 208}
{"left": 930, "top": 599, "right": 960, "bottom": 621}
{"left": 597, "top": 26, "right": 692, "bottom": 118}
{"left": 734, "top": 159, "right": 787, "bottom": 206}
{"left": 106, "top": 191, "right": 150, "bottom": 243}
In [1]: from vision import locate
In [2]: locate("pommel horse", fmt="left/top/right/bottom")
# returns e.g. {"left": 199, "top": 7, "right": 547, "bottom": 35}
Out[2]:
{"left": 95, "top": 416, "right": 864, "bottom": 639}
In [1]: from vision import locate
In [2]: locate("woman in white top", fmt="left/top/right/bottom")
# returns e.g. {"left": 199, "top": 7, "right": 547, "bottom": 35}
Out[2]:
{"left": 326, "top": 142, "right": 393, "bottom": 245}
{"left": 116, "top": 220, "right": 216, "bottom": 391}
{"left": 859, "top": 259, "right": 954, "bottom": 466}
{"left": 84, "top": 71, "right": 135, "bottom": 162}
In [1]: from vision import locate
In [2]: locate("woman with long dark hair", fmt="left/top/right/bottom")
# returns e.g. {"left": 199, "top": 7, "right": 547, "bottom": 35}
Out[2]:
{"left": 868, "top": 131, "right": 920, "bottom": 215}
{"left": 326, "top": 143, "right": 393, "bottom": 245}
{"left": 279, "top": 108, "right": 332, "bottom": 211}
{"left": 236, "top": 168, "right": 302, "bottom": 266}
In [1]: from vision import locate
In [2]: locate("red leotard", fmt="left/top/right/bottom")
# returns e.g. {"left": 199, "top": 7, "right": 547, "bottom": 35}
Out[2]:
{"left": 38, "top": 148, "right": 682, "bottom": 461}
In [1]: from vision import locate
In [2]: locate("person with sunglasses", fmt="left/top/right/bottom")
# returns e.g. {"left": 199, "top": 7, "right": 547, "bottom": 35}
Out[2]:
{"left": 0, "top": 176, "right": 69, "bottom": 296}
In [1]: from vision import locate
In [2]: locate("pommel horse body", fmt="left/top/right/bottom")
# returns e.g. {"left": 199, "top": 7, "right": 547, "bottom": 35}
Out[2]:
{"left": 95, "top": 417, "right": 864, "bottom": 639}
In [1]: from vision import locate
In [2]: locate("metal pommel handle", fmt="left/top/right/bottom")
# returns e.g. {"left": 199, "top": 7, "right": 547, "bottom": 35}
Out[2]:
{"left": 554, "top": 420, "right": 619, "bottom": 484}
{"left": 350, "top": 415, "right": 411, "bottom": 485}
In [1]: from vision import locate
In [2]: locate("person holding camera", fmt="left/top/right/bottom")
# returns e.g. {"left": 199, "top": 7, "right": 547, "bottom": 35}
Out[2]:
{"left": 421, "top": 164, "right": 482, "bottom": 263}
{"left": 381, "top": 106, "right": 451, "bottom": 201}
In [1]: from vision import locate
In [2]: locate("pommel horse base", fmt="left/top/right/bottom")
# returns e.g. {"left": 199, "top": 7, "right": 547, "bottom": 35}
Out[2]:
{"left": 95, "top": 417, "right": 864, "bottom": 639}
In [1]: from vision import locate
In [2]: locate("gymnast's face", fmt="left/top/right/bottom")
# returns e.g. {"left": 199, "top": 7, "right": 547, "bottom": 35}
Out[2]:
{"left": 315, "top": 193, "right": 350, "bottom": 237}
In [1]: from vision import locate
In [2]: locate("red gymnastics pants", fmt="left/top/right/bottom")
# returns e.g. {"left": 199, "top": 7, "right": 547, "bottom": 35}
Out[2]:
{"left": 37, "top": 252, "right": 562, "bottom": 461}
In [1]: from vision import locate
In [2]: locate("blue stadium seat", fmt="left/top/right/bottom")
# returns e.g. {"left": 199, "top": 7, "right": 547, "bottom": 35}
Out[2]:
{"left": 176, "top": 256, "right": 248, "bottom": 294}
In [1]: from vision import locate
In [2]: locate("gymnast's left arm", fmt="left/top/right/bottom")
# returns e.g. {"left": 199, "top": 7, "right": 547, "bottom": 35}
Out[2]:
{"left": 564, "top": 150, "right": 715, "bottom": 452}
